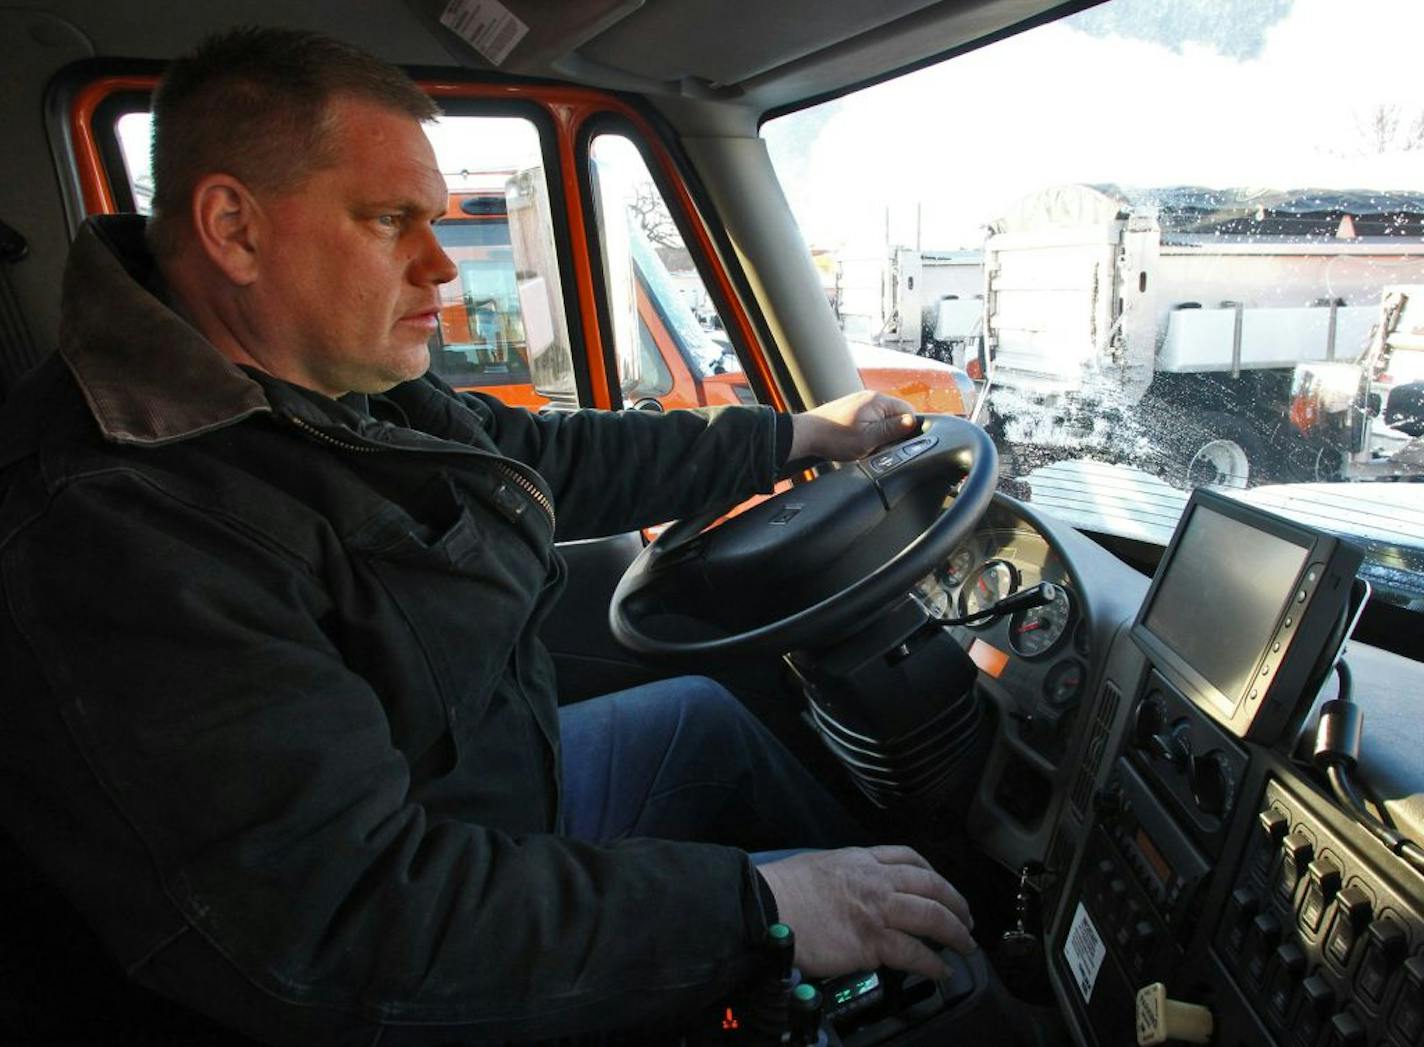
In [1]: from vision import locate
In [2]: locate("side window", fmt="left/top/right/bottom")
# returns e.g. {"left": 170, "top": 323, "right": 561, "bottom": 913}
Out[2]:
{"left": 111, "top": 111, "right": 581, "bottom": 409}
{"left": 428, "top": 114, "right": 578, "bottom": 408}
{"left": 588, "top": 131, "right": 976, "bottom": 417}
{"left": 587, "top": 133, "right": 752, "bottom": 409}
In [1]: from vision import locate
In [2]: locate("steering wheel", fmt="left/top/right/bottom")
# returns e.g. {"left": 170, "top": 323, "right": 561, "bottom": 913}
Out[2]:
{"left": 609, "top": 414, "right": 998, "bottom": 660}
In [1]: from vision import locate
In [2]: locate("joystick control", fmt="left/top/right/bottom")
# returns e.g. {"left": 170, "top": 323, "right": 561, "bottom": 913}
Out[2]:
{"left": 789, "top": 983, "right": 826, "bottom": 1046}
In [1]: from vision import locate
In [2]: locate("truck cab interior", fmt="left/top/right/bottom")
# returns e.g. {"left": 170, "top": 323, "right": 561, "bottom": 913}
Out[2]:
{"left": 2, "top": 1, "right": 1423, "bottom": 1046}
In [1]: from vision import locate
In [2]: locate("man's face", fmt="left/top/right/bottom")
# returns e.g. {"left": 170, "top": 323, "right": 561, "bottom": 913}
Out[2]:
{"left": 250, "top": 96, "right": 456, "bottom": 397}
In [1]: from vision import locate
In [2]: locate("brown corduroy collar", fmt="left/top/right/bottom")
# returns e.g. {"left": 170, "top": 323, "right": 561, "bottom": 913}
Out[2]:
{"left": 57, "top": 215, "right": 271, "bottom": 446}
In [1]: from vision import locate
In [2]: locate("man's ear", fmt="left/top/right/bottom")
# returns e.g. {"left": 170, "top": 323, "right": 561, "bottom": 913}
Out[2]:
{"left": 189, "top": 174, "right": 263, "bottom": 286}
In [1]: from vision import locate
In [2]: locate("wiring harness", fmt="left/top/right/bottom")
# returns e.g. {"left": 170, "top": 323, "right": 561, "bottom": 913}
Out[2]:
{"left": 1312, "top": 659, "right": 1424, "bottom": 877}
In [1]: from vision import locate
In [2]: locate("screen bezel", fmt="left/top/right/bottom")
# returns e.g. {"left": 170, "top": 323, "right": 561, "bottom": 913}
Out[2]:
{"left": 1131, "top": 488, "right": 1321, "bottom": 732}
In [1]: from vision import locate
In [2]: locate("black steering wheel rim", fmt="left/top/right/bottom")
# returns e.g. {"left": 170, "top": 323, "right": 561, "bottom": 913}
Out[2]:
{"left": 609, "top": 415, "right": 998, "bottom": 660}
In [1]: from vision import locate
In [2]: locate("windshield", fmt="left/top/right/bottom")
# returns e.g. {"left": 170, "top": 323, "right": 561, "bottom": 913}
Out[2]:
{"left": 764, "top": 0, "right": 1424, "bottom": 613}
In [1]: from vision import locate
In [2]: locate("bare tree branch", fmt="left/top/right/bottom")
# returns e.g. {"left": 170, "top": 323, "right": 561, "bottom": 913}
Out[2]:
{"left": 627, "top": 182, "right": 684, "bottom": 248}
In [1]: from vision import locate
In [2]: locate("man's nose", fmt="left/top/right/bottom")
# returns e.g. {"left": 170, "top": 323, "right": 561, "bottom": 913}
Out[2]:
{"left": 414, "top": 225, "right": 458, "bottom": 286}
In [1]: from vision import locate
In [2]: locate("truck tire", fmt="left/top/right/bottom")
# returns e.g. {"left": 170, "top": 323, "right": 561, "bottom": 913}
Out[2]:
{"left": 1386, "top": 381, "right": 1424, "bottom": 438}
{"left": 1183, "top": 413, "right": 1262, "bottom": 489}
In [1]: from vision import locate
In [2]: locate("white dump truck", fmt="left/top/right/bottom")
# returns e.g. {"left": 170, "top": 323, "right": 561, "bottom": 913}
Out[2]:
{"left": 976, "top": 184, "right": 1424, "bottom": 485}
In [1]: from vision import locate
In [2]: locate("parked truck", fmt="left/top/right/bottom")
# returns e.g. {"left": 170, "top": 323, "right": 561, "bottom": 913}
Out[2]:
{"left": 430, "top": 172, "right": 977, "bottom": 417}
{"left": 970, "top": 184, "right": 1424, "bottom": 486}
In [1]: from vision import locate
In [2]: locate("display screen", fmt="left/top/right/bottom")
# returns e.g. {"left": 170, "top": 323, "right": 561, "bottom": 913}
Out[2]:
{"left": 832, "top": 972, "right": 880, "bottom": 1005}
{"left": 1143, "top": 506, "right": 1308, "bottom": 710}
{"left": 1135, "top": 829, "right": 1173, "bottom": 889}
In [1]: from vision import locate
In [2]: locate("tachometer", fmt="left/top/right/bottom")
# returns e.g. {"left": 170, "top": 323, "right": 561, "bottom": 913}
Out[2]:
{"left": 1008, "top": 585, "right": 1073, "bottom": 657}
{"left": 958, "top": 559, "right": 1018, "bottom": 624}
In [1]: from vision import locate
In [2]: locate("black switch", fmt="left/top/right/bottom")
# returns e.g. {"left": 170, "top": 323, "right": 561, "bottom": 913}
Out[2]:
{"left": 1259, "top": 808, "right": 1289, "bottom": 837}
{"left": 1255, "top": 808, "right": 1289, "bottom": 878}
{"left": 1277, "top": 831, "right": 1313, "bottom": 904}
{"left": 1299, "top": 857, "right": 1341, "bottom": 935}
{"left": 1392, "top": 956, "right": 1424, "bottom": 1046}
{"left": 1294, "top": 975, "right": 1334, "bottom": 1047}
{"left": 1326, "top": 1011, "right": 1365, "bottom": 1047}
{"left": 1326, "top": 885, "right": 1372, "bottom": 967}
{"left": 1357, "top": 918, "right": 1407, "bottom": 1004}
{"left": 1247, "top": 912, "right": 1282, "bottom": 987}
{"left": 1226, "top": 887, "right": 1260, "bottom": 956}
{"left": 1268, "top": 942, "right": 1306, "bottom": 1020}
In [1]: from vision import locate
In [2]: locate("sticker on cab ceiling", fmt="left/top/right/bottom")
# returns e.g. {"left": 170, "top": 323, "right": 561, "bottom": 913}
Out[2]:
{"left": 1063, "top": 902, "right": 1106, "bottom": 1003}
{"left": 440, "top": 0, "right": 529, "bottom": 66}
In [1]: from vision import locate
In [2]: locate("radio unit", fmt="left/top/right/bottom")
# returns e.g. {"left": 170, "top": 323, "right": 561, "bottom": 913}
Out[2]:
{"left": 1098, "top": 758, "right": 1212, "bottom": 935}
{"left": 1131, "top": 487, "right": 1362, "bottom": 744}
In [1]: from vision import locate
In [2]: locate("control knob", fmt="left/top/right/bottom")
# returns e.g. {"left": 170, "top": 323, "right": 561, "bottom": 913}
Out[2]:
{"left": 1132, "top": 695, "right": 1165, "bottom": 750}
{"left": 1150, "top": 720, "right": 1192, "bottom": 770}
{"left": 1187, "top": 749, "right": 1234, "bottom": 818}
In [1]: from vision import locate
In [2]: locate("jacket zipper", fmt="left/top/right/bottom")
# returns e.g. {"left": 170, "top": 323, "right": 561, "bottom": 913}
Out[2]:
{"left": 492, "top": 461, "right": 557, "bottom": 532}
{"left": 284, "top": 413, "right": 556, "bottom": 532}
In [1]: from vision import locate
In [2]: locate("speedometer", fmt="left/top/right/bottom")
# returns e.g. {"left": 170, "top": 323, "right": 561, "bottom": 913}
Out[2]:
{"left": 959, "top": 559, "right": 1017, "bottom": 625}
{"left": 1008, "top": 585, "right": 1073, "bottom": 657}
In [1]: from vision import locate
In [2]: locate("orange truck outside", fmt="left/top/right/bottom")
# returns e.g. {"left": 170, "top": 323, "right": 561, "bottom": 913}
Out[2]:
{"left": 434, "top": 191, "right": 975, "bottom": 416}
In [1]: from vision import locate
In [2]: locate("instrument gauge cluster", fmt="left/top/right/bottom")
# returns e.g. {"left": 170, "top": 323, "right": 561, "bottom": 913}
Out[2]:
{"left": 911, "top": 516, "right": 1088, "bottom": 764}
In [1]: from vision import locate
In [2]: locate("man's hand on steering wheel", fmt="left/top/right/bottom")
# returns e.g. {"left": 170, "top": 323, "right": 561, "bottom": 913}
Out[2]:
{"left": 756, "top": 846, "right": 977, "bottom": 981}
{"left": 788, "top": 390, "right": 919, "bottom": 463}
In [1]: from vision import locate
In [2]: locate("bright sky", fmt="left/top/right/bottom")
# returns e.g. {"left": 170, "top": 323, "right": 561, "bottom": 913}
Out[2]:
{"left": 763, "top": 0, "right": 1424, "bottom": 251}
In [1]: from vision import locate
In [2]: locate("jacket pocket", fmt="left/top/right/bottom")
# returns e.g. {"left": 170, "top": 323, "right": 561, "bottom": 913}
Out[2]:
{"left": 350, "top": 473, "right": 485, "bottom": 571}
{"left": 344, "top": 471, "right": 547, "bottom": 776}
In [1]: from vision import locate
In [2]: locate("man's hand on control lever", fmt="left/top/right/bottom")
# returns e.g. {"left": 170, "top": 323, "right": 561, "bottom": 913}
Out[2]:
{"left": 757, "top": 846, "right": 976, "bottom": 982}
{"left": 788, "top": 390, "right": 919, "bottom": 463}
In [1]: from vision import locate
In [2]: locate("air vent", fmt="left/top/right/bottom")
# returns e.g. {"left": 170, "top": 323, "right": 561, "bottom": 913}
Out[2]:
{"left": 1070, "top": 680, "right": 1122, "bottom": 819}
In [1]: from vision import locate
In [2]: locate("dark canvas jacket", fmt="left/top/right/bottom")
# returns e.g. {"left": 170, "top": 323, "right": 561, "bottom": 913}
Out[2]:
{"left": 0, "top": 216, "right": 792, "bottom": 1044}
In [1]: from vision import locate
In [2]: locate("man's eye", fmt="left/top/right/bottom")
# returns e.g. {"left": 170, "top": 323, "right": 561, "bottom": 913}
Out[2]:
{"left": 376, "top": 214, "right": 401, "bottom": 228}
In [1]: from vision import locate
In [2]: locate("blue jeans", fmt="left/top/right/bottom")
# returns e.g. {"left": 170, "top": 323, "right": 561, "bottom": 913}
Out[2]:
{"left": 559, "top": 675, "right": 863, "bottom": 853}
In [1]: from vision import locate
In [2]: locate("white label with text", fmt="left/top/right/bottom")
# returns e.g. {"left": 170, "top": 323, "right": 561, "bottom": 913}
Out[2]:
{"left": 1064, "top": 902, "right": 1107, "bottom": 1003}
{"left": 439, "top": 0, "right": 529, "bottom": 66}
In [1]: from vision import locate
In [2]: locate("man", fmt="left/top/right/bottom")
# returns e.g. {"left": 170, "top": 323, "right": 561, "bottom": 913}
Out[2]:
{"left": 0, "top": 28, "right": 973, "bottom": 1045}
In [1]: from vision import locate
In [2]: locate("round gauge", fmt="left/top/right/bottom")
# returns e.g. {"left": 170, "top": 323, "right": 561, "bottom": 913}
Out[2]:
{"left": 1008, "top": 584, "right": 1073, "bottom": 657}
{"left": 942, "top": 544, "right": 978, "bottom": 587}
{"left": 1044, "top": 660, "right": 1086, "bottom": 707}
{"left": 958, "top": 559, "right": 1018, "bottom": 624}
{"left": 911, "top": 574, "right": 952, "bottom": 618}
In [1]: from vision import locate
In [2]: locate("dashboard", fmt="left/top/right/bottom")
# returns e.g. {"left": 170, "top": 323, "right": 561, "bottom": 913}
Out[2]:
{"left": 916, "top": 520, "right": 1090, "bottom": 765}
{"left": 792, "top": 492, "right": 1424, "bottom": 1047}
